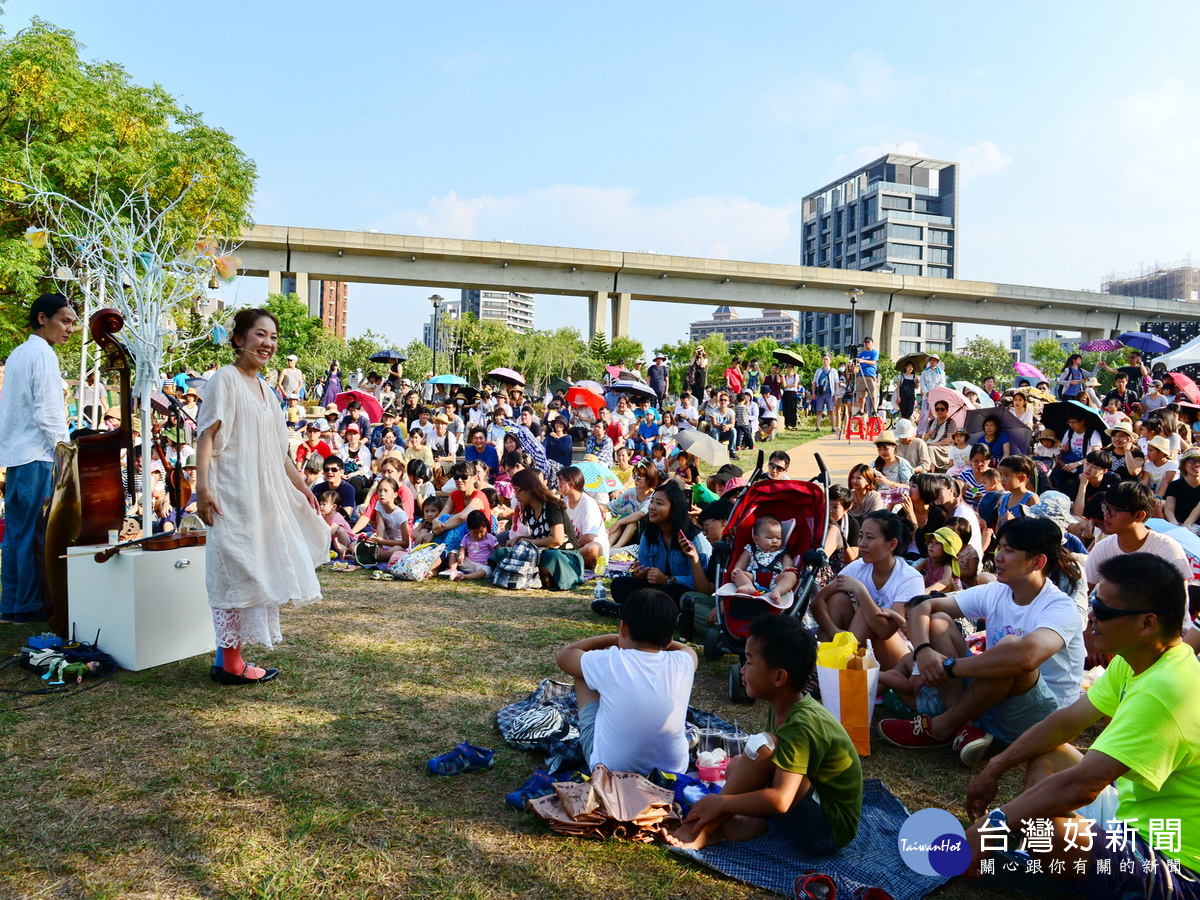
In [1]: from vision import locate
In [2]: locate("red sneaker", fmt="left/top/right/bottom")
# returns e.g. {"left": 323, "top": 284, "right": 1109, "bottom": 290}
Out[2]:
{"left": 795, "top": 873, "right": 837, "bottom": 900}
{"left": 952, "top": 724, "right": 994, "bottom": 766}
{"left": 877, "top": 714, "right": 953, "bottom": 749}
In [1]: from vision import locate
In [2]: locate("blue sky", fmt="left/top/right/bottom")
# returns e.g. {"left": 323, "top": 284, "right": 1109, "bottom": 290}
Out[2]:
{"left": 9, "top": 1, "right": 1199, "bottom": 351}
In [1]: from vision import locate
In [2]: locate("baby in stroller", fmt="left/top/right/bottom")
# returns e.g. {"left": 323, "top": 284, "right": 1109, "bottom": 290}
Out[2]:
{"left": 728, "top": 514, "right": 798, "bottom": 608}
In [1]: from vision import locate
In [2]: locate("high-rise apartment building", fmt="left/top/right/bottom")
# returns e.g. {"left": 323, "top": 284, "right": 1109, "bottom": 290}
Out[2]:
{"left": 689, "top": 307, "right": 799, "bottom": 344}
{"left": 460, "top": 289, "right": 536, "bottom": 333}
{"left": 1011, "top": 328, "right": 1075, "bottom": 363}
{"left": 281, "top": 277, "right": 350, "bottom": 339}
{"left": 798, "top": 154, "right": 958, "bottom": 357}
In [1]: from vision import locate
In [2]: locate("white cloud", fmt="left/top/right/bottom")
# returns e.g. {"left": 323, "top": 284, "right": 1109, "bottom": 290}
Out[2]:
{"left": 957, "top": 141, "right": 1013, "bottom": 185}
{"left": 378, "top": 185, "right": 799, "bottom": 261}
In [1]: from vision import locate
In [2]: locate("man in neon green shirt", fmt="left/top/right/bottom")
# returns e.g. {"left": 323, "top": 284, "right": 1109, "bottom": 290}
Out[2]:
{"left": 963, "top": 552, "right": 1200, "bottom": 896}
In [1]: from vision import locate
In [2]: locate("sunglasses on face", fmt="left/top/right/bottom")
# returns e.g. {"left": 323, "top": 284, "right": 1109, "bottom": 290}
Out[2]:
{"left": 453, "top": 474, "right": 470, "bottom": 481}
{"left": 324, "top": 468, "right": 339, "bottom": 474}
{"left": 1088, "top": 590, "right": 1169, "bottom": 622}
{"left": 768, "top": 464, "right": 787, "bottom": 473}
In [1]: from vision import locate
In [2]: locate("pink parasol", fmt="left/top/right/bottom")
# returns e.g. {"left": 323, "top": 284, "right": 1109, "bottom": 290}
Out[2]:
{"left": 1167, "top": 372, "right": 1200, "bottom": 405}
{"left": 486, "top": 367, "right": 525, "bottom": 387}
{"left": 1079, "top": 339, "right": 1124, "bottom": 352}
{"left": 923, "top": 386, "right": 969, "bottom": 429}
{"left": 1013, "top": 361, "right": 1046, "bottom": 382}
{"left": 335, "top": 389, "right": 383, "bottom": 423}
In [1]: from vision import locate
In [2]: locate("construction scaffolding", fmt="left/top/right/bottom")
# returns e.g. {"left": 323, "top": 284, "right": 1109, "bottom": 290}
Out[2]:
{"left": 1102, "top": 257, "right": 1200, "bottom": 302}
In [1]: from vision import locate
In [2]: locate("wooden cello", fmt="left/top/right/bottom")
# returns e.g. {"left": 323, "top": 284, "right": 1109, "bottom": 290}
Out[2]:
{"left": 41, "top": 308, "right": 136, "bottom": 637}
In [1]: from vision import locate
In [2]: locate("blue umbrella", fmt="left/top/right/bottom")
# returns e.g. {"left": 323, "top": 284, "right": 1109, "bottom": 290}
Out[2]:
{"left": 1145, "top": 518, "right": 1200, "bottom": 564}
{"left": 428, "top": 374, "right": 468, "bottom": 386}
{"left": 1118, "top": 331, "right": 1170, "bottom": 354}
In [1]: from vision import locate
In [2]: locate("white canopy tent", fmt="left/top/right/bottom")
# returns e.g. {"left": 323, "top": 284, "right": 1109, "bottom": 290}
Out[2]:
{"left": 1153, "top": 334, "right": 1200, "bottom": 370}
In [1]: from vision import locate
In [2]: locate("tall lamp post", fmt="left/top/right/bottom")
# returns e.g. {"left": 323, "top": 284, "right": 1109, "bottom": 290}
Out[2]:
{"left": 429, "top": 294, "right": 443, "bottom": 379}
{"left": 844, "top": 287, "right": 864, "bottom": 352}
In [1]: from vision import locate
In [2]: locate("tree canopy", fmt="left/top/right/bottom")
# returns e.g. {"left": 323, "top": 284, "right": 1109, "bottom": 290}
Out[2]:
{"left": 0, "top": 15, "right": 256, "bottom": 356}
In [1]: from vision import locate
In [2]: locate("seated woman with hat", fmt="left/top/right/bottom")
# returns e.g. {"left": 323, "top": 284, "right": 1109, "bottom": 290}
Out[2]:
{"left": 893, "top": 418, "right": 933, "bottom": 474}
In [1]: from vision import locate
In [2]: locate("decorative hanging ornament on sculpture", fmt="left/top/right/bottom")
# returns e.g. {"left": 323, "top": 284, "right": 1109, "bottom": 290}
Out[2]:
{"left": 24, "top": 225, "right": 48, "bottom": 249}
{"left": 212, "top": 255, "right": 240, "bottom": 282}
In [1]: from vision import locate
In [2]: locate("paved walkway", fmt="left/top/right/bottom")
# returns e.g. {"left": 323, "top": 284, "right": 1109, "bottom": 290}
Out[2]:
{"left": 777, "top": 430, "right": 879, "bottom": 486}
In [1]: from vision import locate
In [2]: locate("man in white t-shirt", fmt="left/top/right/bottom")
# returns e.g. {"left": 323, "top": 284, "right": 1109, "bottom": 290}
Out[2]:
{"left": 556, "top": 588, "right": 697, "bottom": 775}
{"left": 674, "top": 393, "right": 700, "bottom": 430}
{"left": 880, "top": 516, "right": 1084, "bottom": 766}
{"left": 1084, "top": 482, "right": 1192, "bottom": 657}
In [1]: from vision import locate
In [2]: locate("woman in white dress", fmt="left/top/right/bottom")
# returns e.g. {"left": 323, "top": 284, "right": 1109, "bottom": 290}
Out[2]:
{"left": 196, "top": 309, "right": 328, "bottom": 684}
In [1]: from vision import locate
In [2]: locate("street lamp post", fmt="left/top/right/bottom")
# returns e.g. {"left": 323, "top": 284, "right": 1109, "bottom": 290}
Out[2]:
{"left": 844, "top": 287, "right": 864, "bottom": 353}
{"left": 429, "top": 294, "right": 443, "bottom": 379}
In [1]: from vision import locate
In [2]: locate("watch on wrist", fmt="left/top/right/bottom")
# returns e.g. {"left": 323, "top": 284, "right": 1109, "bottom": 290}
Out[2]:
{"left": 943, "top": 657, "right": 958, "bottom": 678}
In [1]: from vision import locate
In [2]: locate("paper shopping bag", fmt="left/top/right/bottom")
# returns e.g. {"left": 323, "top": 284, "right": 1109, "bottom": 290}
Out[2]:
{"left": 816, "top": 662, "right": 880, "bottom": 756}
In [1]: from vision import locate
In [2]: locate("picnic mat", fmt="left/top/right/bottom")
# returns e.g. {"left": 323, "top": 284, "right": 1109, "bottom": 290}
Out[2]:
{"left": 497, "top": 679, "right": 734, "bottom": 773}
{"left": 670, "top": 779, "right": 949, "bottom": 900}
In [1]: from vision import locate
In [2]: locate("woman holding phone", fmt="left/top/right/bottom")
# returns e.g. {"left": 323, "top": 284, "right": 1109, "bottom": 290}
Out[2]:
{"left": 595, "top": 481, "right": 711, "bottom": 616}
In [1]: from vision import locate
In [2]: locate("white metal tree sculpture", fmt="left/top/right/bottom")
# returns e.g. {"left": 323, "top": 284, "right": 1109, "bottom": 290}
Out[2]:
{"left": 14, "top": 171, "right": 240, "bottom": 534}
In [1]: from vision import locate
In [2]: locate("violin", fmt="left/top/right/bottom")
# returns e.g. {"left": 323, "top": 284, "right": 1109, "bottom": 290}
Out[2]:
{"left": 91, "top": 530, "right": 206, "bottom": 564}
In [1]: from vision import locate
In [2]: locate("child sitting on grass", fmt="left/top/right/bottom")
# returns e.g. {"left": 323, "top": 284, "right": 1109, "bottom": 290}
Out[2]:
{"left": 667, "top": 616, "right": 862, "bottom": 853}
{"left": 411, "top": 496, "right": 442, "bottom": 546}
{"left": 729, "top": 514, "right": 797, "bottom": 606}
{"left": 443, "top": 510, "right": 498, "bottom": 580}
{"left": 319, "top": 490, "right": 354, "bottom": 559}
{"left": 367, "top": 476, "right": 410, "bottom": 562}
{"left": 914, "top": 526, "right": 961, "bottom": 593}
{"left": 555, "top": 588, "right": 697, "bottom": 776}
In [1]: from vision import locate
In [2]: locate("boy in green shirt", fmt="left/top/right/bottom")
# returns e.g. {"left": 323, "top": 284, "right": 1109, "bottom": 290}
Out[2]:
{"left": 666, "top": 616, "right": 863, "bottom": 852}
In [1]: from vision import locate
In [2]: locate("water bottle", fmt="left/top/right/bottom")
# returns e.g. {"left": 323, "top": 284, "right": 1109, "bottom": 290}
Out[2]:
{"left": 593, "top": 580, "right": 606, "bottom": 602}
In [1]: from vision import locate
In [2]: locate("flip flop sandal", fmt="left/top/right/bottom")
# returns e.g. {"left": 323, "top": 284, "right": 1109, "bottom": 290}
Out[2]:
{"left": 427, "top": 742, "right": 495, "bottom": 776}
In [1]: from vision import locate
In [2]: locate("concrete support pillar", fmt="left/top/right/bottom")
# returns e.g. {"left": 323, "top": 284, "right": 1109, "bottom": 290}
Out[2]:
{"left": 268, "top": 270, "right": 282, "bottom": 295}
{"left": 610, "top": 292, "right": 631, "bottom": 339}
{"left": 295, "top": 272, "right": 315, "bottom": 315}
{"left": 879, "top": 310, "right": 903, "bottom": 361}
{"left": 861, "top": 310, "right": 884, "bottom": 349}
{"left": 588, "top": 292, "right": 608, "bottom": 341}
{"left": 1080, "top": 327, "right": 1116, "bottom": 343}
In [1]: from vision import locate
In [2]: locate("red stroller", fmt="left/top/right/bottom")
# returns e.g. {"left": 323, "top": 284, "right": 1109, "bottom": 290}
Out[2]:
{"left": 703, "top": 453, "right": 830, "bottom": 702}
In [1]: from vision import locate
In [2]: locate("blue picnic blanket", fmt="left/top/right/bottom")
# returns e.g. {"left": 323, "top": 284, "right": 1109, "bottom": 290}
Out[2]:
{"left": 670, "top": 779, "right": 948, "bottom": 900}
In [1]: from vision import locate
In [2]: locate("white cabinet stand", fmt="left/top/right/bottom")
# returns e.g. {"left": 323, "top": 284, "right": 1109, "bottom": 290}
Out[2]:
{"left": 67, "top": 543, "right": 214, "bottom": 671}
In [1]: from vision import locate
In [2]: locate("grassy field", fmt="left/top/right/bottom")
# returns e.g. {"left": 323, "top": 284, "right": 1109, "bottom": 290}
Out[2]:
{"left": 0, "top": 428, "right": 1073, "bottom": 898}
{"left": 0, "top": 572, "right": 1068, "bottom": 900}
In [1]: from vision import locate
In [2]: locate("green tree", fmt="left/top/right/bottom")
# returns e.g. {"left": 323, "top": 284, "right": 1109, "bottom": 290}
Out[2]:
{"left": 608, "top": 336, "right": 645, "bottom": 367}
{"left": 588, "top": 331, "right": 609, "bottom": 360}
{"left": 941, "top": 337, "right": 1013, "bottom": 388}
{"left": 402, "top": 339, "right": 433, "bottom": 383}
{"left": 743, "top": 337, "right": 780, "bottom": 368}
{"left": 0, "top": 17, "right": 256, "bottom": 356}
{"left": 1030, "top": 338, "right": 1067, "bottom": 382}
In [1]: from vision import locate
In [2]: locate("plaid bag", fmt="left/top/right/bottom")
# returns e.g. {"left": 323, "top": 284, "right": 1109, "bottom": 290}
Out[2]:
{"left": 491, "top": 540, "right": 542, "bottom": 590}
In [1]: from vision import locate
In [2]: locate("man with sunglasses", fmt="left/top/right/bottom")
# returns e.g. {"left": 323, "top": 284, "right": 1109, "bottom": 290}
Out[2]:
{"left": 312, "top": 456, "right": 357, "bottom": 522}
{"left": 1083, "top": 482, "right": 1192, "bottom": 665}
{"left": 962, "top": 552, "right": 1200, "bottom": 895}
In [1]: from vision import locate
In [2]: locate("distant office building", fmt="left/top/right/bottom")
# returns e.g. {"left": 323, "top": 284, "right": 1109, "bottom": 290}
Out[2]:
{"left": 1103, "top": 262, "right": 1200, "bottom": 303}
{"left": 460, "top": 289, "right": 535, "bottom": 333}
{"left": 196, "top": 294, "right": 224, "bottom": 319}
{"left": 689, "top": 307, "right": 799, "bottom": 344}
{"left": 1011, "top": 328, "right": 1075, "bottom": 363}
{"left": 799, "top": 154, "right": 958, "bottom": 356}
{"left": 281, "top": 277, "right": 350, "bottom": 339}
{"left": 422, "top": 296, "right": 462, "bottom": 350}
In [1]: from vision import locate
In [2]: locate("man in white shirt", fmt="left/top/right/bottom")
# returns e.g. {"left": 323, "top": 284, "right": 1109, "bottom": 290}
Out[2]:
{"left": 1083, "top": 482, "right": 1192, "bottom": 662}
{"left": 556, "top": 588, "right": 697, "bottom": 775}
{"left": 880, "top": 516, "right": 1084, "bottom": 766}
{"left": 673, "top": 393, "right": 699, "bottom": 430}
{"left": 0, "top": 294, "right": 76, "bottom": 623}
